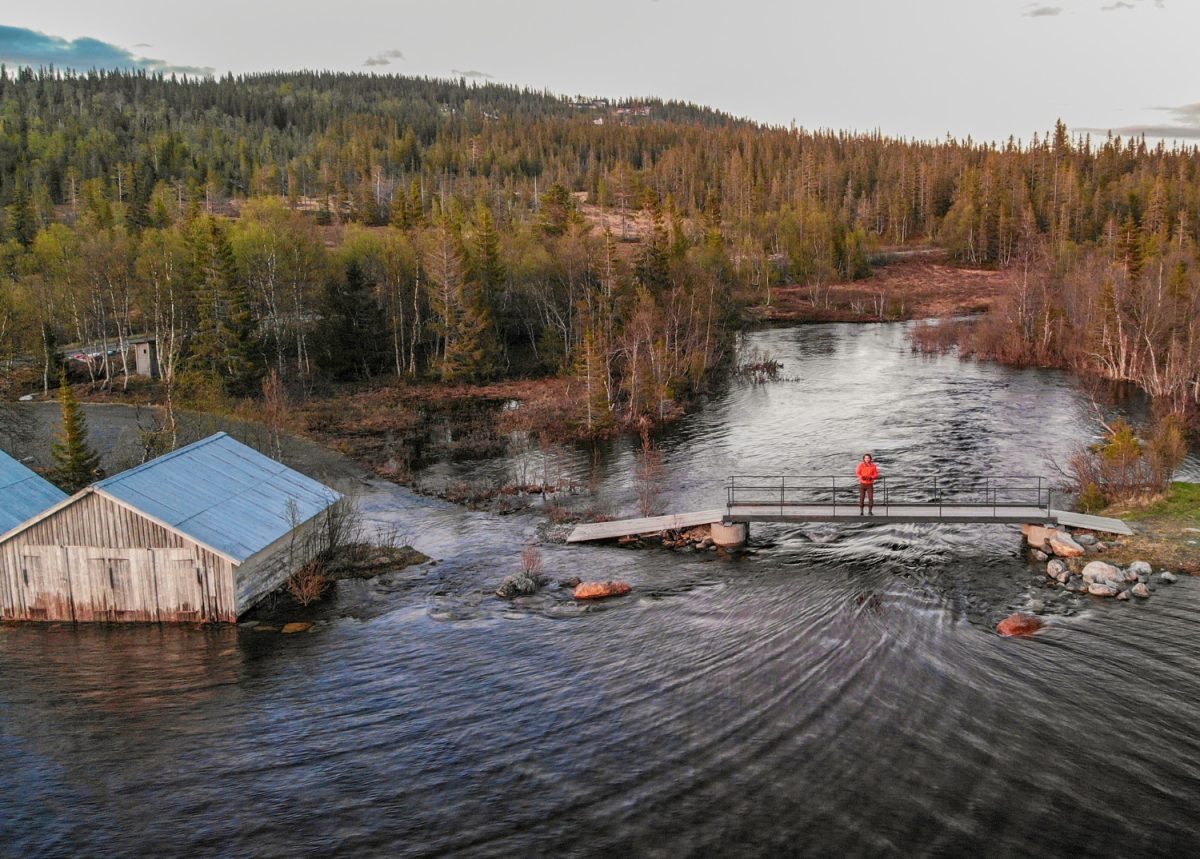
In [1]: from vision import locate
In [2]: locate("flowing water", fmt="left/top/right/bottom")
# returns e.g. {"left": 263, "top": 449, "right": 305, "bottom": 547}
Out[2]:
{"left": 2, "top": 323, "right": 1199, "bottom": 857}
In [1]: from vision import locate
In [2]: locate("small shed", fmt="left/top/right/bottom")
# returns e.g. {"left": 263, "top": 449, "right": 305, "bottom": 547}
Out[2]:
{"left": 0, "top": 433, "right": 341, "bottom": 623}
{"left": 133, "top": 339, "right": 159, "bottom": 378}
{"left": 0, "top": 450, "right": 68, "bottom": 535}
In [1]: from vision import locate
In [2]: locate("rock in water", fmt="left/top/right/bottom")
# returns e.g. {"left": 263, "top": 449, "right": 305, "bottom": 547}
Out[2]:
{"left": 1047, "top": 559, "right": 1068, "bottom": 578}
{"left": 1055, "top": 571, "right": 1071, "bottom": 584}
{"left": 1128, "top": 561, "right": 1153, "bottom": 577}
{"left": 1131, "top": 583, "right": 1150, "bottom": 599}
{"left": 1117, "top": 590, "right": 1131, "bottom": 601}
{"left": 1159, "top": 572, "right": 1178, "bottom": 585}
{"left": 1048, "top": 532, "right": 1086, "bottom": 558}
{"left": 574, "top": 581, "right": 632, "bottom": 600}
{"left": 281, "top": 622, "right": 313, "bottom": 634}
{"left": 997, "top": 613, "right": 1044, "bottom": 638}
{"left": 496, "top": 571, "right": 547, "bottom": 598}
{"left": 1033, "top": 550, "right": 1049, "bottom": 562}
{"left": 558, "top": 576, "right": 582, "bottom": 589}
{"left": 1081, "top": 561, "right": 1123, "bottom": 586}
{"left": 1088, "top": 583, "right": 1120, "bottom": 597}
{"left": 1075, "top": 533, "right": 1098, "bottom": 546}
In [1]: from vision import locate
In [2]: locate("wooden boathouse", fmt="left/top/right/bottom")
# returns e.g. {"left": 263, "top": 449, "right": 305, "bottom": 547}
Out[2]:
{"left": 0, "top": 450, "right": 68, "bottom": 535}
{"left": 0, "top": 433, "right": 341, "bottom": 623}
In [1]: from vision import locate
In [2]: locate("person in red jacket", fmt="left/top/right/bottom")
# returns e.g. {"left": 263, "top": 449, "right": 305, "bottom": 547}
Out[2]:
{"left": 857, "top": 453, "right": 880, "bottom": 515}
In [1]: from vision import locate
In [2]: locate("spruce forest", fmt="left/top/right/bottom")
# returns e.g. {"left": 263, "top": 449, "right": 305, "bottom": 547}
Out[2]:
{"left": 1, "top": 68, "right": 1198, "bottom": 434}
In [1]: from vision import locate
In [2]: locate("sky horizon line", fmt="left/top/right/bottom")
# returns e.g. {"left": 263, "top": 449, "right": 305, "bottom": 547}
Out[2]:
{"left": 2, "top": 5, "right": 1198, "bottom": 145}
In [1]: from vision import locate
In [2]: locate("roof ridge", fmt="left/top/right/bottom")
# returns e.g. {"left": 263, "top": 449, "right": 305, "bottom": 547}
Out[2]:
{"left": 94, "top": 432, "right": 229, "bottom": 487}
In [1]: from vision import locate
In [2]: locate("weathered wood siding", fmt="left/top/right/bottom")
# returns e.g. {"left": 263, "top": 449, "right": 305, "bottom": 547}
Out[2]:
{"left": 234, "top": 510, "right": 327, "bottom": 615}
{"left": 0, "top": 492, "right": 236, "bottom": 623}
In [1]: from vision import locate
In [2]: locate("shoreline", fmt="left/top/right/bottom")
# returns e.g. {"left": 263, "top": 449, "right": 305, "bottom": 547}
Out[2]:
{"left": 749, "top": 252, "right": 1007, "bottom": 324}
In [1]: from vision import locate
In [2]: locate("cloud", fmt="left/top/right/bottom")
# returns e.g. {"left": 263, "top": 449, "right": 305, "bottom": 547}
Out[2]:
{"left": 452, "top": 68, "right": 493, "bottom": 79}
{"left": 0, "top": 25, "right": 213, "bottom": 75}
{"left": 1101, "top": 0, "right": 1164, "bottom": 8}
{"left": 1077, "top": 102, "right": 1200, "bottom": 140}
{"left": 1023, "top": 4, "right": 1063, "bottom": 16}
{"left": 363, "top": 49, "right": 404, "bottom": 67}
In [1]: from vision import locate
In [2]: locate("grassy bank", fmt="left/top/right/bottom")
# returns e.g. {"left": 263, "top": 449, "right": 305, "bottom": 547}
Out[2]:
{"left": 1095, "top": 483, "right": 1200, "bottom": 574}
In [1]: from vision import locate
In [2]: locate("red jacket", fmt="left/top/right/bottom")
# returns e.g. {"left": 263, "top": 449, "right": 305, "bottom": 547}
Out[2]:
{"left": 857, "top": 462, "right": 879, "bottom": 485}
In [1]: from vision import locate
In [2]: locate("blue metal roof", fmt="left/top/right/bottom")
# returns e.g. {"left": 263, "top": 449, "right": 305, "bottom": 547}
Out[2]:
{"left": 95, "top": 433, "right": 341, "bottom": 562}
{"left": 0, "top": 450, "right": 68, "bottom": 535}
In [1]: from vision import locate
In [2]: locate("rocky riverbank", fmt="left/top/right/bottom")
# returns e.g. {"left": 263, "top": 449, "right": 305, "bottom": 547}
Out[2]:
{"left": 1022, "top": 523, "right": 1183, "bottom": 603}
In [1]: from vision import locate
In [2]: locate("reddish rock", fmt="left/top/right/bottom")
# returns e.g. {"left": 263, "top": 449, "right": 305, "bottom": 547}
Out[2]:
{"left": 1048, "top": 532, "right": 1086, "bottom": 558}
{"left": 281, "top": 622, "right": 314, "bottom": 634}
{"left": 574, "top": 581, "right": 633, "bottom": 600}
{"left": 997, "top": 613, "right": 1044, "bottom": 638}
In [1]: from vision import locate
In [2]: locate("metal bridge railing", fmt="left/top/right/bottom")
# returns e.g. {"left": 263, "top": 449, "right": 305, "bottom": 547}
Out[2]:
{"left": 725, "top": 475, "right": 1051, "bottom": 518}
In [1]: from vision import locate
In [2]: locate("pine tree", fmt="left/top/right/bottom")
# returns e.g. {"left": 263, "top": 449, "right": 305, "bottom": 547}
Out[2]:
{"left": 7, "top": 186, "right": 38, "bottom": 248}
{"left": 313, "top": 260, "right": 388, "bottom": 381}
{"left": 635, "top": 189, "right": 671, "bottom": 293}
{"left": 443, "top": 279, "right": 498, "bottom": 382}
{"left": 186, "top": 216, "right": 262, "bottom": 396}
{"left": 538, "top": 183, "right": 573, "bottom": 236}
{"left": 469, "top": 202, "right": 506, "bottom": 294}
{"left": 50, "top": 369, "right": 103, "bottom": 493}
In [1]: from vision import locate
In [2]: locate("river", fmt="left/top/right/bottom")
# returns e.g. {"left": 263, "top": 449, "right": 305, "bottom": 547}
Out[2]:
{"left": 1, "top": 322, "right": 1198, "bottom": 856}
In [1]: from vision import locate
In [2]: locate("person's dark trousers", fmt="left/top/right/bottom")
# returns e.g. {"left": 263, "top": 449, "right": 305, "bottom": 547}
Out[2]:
{"left": 858, "top": 483, "right": 874, "bottom": 512}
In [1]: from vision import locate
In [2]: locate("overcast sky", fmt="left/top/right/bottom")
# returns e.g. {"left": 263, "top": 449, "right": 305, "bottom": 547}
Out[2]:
{"left": 2, "top": 0, "right": 1197, "bottom": 143}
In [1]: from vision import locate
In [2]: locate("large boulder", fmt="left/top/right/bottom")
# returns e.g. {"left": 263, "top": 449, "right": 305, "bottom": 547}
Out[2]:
{"left": 1088, "top": 583, "right": 1120, "bottom": 597}
{"left": 1128, "top": 561, "right": 1153, "bottom": 577}
{"left": 1081, "top": 561, "right": 1124, "bottom": 586}
{"left": 496, "top": 571, "right": 547, "bottom": 599}
{"left": 997, "top": 613, "right": 1044, "bottom": 638}
{"left": 1048, "top": 532, "right": 1086, "bottom": 558}
{"left": 1023, "top": 523, "right": 1057, "bottom": 550}
{"left": 574, "top": 581, "right": 633, "bottom": 600}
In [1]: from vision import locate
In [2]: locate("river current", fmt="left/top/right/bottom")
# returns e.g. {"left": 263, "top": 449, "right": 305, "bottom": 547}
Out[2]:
{"left": 2, "top": 322, "right": 1198, "bottom": 857}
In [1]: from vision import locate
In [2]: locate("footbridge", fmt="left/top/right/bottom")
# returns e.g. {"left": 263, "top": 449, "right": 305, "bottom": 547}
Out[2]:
{"left": 567, "top": 475, "right": 1133, "bottom": 545}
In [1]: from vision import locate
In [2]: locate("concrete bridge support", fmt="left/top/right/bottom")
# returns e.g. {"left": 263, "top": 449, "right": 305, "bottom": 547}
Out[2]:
{"left": 711, "top": 520, "right": 748, "bottom": 548}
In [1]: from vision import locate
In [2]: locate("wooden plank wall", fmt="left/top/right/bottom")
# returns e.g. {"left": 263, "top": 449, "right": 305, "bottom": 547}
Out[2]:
{"left": 0, "top": 492, "right": 237, "bottom": 623}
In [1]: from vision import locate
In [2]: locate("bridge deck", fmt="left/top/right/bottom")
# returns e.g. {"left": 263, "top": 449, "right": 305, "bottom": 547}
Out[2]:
{"left": 567, "top": 505, "right": 1132, "bottom": 542}
{"left": 1049, "top": 509, "right": 1134, "bottom": 536}
{"left": 725, "top": 503, "right": 1057, "bottom": 524}
{"left": 567, "top": 510, "right": 726, "bottom": 543}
